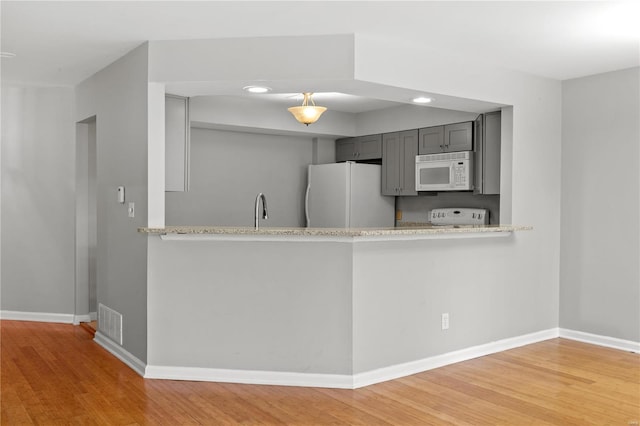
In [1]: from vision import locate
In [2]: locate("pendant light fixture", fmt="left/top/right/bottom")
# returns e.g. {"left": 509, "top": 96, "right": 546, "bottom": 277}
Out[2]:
{"left": 287, "top": 93, "right": 327, "bottom": 126}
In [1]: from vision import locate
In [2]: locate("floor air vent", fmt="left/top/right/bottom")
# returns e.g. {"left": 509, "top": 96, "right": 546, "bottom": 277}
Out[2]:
{"left": 98, "top": 303, "right": 123, "bottom": 345}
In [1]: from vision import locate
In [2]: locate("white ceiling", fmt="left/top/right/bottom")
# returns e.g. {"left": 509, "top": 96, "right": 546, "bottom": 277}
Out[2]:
{"left": 2, "top": 1, "right": 639, "bottom": 112}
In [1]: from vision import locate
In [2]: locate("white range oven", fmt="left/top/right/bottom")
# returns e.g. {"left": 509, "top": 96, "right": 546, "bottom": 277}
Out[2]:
{"left": 430, "top": 208, "right": 489, "bottom": 226}
{"left": 415, "top": 151, "right": 474, "bottom": 191}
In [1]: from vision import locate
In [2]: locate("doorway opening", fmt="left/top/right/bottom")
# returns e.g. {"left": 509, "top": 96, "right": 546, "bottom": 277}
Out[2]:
{"left": 75, "top": 116, "right": 97, "bottom": 331}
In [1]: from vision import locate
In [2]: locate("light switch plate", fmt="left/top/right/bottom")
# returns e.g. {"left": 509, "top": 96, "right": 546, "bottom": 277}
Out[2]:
{"left": 128, "top": 202, "right": 135, "bottom": 218}
{"left": 117, "top": 186, "right": 125, "bottom": 204}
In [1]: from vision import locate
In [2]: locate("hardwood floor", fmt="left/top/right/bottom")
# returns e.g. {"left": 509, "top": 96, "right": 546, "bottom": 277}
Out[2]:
{"left": 1, "top": 320, "right": 638, "bottom": 425}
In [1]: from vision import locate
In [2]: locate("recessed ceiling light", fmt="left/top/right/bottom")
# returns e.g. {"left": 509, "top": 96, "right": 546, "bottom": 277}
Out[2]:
{"left": 0, "top": 52, "right": 16, "bottom": 59}
{"left": 412, "top": 96, "right": 433, "bottom": 104}
{"left": 243, "top": 85, "right": 272, "bottom": 94}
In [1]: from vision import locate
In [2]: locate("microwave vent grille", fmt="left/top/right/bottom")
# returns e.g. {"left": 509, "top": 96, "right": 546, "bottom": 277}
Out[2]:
{"left": 416, "top": 151, "right": 471, "bottom": 162}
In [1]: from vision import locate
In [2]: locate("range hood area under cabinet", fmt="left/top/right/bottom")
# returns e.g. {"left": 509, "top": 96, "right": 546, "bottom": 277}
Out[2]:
{"left": 335, "top": 112, "right": 501, "bottom": 196}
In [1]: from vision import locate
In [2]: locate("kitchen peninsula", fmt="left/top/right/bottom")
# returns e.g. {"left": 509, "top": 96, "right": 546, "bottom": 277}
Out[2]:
{"left": 141, "top": 224, "right": 532, "bottom": 388}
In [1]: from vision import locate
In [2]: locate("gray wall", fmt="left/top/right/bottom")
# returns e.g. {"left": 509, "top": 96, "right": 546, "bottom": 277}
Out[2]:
{"left": 75, "top": 44, "right": 150, "bottom": 362}
{"left": 352, "top": 236, "right": 544, "bottom": 373}
{"left": 147, "top": 232, "right": 550, "bottom": 377}
{"left": 1, "top": 85, "right": 76, "bottom": 315}
{"left": 147, "top": 237, "right": 353, "bottom": 374}
{"left": 166, "top": 128, "right": 326, "bottom": 227}
{"left": 560, "top": 67, "right": 640, "bottom": 341}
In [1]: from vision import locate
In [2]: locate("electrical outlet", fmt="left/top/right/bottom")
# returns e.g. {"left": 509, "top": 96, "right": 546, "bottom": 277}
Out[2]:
{"left": 441, "top": 313, "right": 450, "bottom": 330}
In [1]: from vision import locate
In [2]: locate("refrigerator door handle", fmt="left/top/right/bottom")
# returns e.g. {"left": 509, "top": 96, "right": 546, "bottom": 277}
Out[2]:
{"left": 304, "top": 183, "right": 311, "bottom": 227}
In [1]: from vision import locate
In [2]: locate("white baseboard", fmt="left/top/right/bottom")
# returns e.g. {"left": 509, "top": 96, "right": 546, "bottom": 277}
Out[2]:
{"left": 144, "top": 365, "right": 353, "bottom": 389}
{"left": 4, "top": 314, "right": 635, "bottom": 388}
{"left": 0, "top": 310, "right": 75, "bottom": 323}
{"left": 146, "top": 328, "right": 559, "bottom": 389}
{"left": 73, "top": 314, "right": 92, "bottom": 325}
{"left": 94, "top": 331, "right": 146, "bottom": 376}
{"left": 2, "top": 310, "right": 98, "bottom": 326}
{"left": 353, "top": 328, "right": 559, "bottom": 388}
{"left": 560, "top": 328, "right": 640, "bottom": 353}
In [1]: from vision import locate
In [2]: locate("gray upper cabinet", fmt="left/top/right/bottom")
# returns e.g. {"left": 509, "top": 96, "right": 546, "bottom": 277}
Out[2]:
{"left": 474, "top": 111, "right": 501, "bottom": 195}
{"left": 381, "top": 130, "right": 418, "bottom": 196}
{"left": 445, "top": 122, "right": 473, "bottom": 152}
{"left": 165, "top": 94, "right": 190, "bottom": 192}
{"left": 335, "top": 134, "right": 382, "bottom": 162}
{"left": 418, "top": 126, "right": 444, "bottom": 154}
{"left": 381, "top": 133, "right": 400, "bottom": 195}
{"left": 357, "top": 134, "right": 384, "bottom": 159}
{"left": 335, "top": 137, "right": 357, "bottom": 162}
{"left": 418, "top": 122, "right": 473, "bottom": 154}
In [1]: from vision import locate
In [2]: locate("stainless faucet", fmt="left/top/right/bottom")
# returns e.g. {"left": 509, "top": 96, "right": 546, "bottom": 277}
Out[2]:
{"left": 254, "top": 193, "right": 268, "bottom": 229}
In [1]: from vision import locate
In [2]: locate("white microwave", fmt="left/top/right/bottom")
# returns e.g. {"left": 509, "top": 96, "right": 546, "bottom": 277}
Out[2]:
{"left": 415, "top": 151, "right": 474, "bottom": 191}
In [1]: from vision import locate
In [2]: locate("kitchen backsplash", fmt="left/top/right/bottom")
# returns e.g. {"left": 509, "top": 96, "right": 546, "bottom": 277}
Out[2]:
{"left": 396, "top": 193, "right": 501, "bottom": 225}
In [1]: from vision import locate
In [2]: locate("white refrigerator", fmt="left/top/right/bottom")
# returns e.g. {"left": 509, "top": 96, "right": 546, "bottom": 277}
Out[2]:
{"left": 305, "top": 162, "right": 395, "bottom": 228}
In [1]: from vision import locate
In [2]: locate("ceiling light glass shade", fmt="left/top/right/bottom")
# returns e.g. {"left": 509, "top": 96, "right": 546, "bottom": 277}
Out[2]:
{"left": 288, "top": 93, "right": 327, "bottom": 126}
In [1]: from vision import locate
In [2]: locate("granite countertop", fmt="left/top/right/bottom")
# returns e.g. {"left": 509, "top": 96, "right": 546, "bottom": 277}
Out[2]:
{"left": 138, "top": 224, "right": 532, "bottom": 238}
